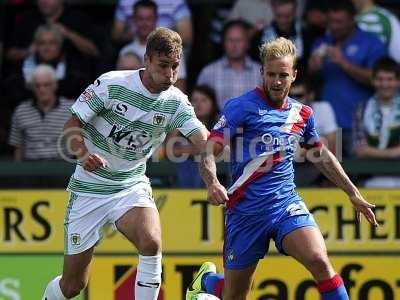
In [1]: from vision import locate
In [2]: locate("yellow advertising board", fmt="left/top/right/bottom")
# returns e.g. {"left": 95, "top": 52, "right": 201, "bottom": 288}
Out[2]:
{"left": 88, "top": 256, "right": 400, "bottom": 300}
{"left": 0, "top": 189, "right": 399, "bottom": 253}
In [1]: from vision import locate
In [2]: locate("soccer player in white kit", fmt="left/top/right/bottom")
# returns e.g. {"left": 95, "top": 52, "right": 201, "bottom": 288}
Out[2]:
{"left": 42, "top": 27, "right": 209, "bottom": 300}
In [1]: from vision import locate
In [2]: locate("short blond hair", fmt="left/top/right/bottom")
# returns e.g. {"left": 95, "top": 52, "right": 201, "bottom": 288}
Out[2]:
{"left": 146, "top": 27, "right": 182, "bottom": 58}
{"left": 259, "top": 37, "right": 297, "bottom": 67}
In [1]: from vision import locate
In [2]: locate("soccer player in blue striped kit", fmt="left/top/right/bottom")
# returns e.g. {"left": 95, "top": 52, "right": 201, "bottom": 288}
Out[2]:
{"left": 188, "top": 37, "right": 379, "bottom": 300}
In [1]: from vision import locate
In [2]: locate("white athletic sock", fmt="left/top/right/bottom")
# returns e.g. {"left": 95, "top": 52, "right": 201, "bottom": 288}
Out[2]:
{"left": 135, "top": 254, "right": 162, "bottom": 300}
{"left": 42, "top": 276, "right": 68, "bottom": 300}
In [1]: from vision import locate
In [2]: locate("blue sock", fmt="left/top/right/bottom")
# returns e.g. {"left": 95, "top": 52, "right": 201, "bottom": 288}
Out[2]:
{"left": 201, "top": 272, "right": 224, "bottom": 296}
{"left": 318, "top": 274, "right": 349, "bottom": 300}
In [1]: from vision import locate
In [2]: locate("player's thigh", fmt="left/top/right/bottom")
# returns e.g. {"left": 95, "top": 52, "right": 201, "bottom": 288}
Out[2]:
{"left": 62, "top": 246, "right": 94, "bottom": 286}
{"left": 116, "top": 206, "right": 161, "bottom": 254}
{"left": 282, "top": 226, "right": 334, "bottom": 280}
{"left": 223, "top": 263, "right": 258, "bottom": 300}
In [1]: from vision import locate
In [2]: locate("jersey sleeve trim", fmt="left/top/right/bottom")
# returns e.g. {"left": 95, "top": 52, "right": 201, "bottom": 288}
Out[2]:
{"left": 70, "top": 107, "right": 86, "bottom": 124}
{"left": 184, "top": 127, "right": 203, "bottom": 139}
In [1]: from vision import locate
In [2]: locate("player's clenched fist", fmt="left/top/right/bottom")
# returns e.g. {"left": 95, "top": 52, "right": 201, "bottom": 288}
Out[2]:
{"left": 81, "top": 153, "right": 107, "bottom": 171}
{"left": 207, "top": 182, "right": 228, "bottom": 206}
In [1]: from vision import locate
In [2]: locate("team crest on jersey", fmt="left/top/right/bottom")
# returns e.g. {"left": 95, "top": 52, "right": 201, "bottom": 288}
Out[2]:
{"left": 79, "top": 88, "right": 95, "bottom": 102}
{"left": 213, "top": 115, "right": 226, "bottom": 130}
{"left": 70, "top": 233, "right": 81, "bottom": 246}
{"left": 153, "top": 113, "right": 166, "bottom": 126}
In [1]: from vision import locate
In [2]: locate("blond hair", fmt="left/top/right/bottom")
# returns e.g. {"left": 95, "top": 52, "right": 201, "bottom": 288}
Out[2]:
{"left": 259, "top": 37, "right": 297, "bottom": 67}
{"left": 146, "top": 27, "right": 182, "bottom": 58}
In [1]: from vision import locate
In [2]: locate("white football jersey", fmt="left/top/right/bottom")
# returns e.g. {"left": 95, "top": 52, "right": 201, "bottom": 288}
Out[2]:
{"left": 67, "top": 69, "right": 205, "bottom": 197}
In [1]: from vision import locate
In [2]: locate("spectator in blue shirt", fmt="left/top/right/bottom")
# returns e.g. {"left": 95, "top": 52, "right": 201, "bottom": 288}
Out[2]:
{"left": 308, "top": 0, "right": 385, "bottom": 156}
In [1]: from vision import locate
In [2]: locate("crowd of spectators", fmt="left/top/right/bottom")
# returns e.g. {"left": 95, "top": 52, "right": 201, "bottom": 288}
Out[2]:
{"left": 1, "top": 0, "right": 400, "bottom": 187}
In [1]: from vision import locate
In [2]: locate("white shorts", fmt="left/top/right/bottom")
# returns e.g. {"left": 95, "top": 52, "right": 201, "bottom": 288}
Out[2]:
{"left": 64, "top": 182, "right": 156, "bottom": 255}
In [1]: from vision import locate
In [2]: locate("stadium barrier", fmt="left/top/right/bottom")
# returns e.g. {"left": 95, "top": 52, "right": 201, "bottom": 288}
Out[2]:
{"left": 0, "top": 189, "right": 399, "bottom": 299}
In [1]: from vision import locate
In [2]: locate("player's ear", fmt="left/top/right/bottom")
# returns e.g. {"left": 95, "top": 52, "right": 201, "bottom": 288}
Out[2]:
{"left": 292, "top": 69, "right": 297, "bottom": 82}
{"left": 144, "top": 53, "right": 150, "bottom": 67}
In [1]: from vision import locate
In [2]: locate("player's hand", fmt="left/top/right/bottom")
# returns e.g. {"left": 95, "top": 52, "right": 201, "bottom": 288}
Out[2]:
{"left": 207, "top": 182, "right": 228, "bottom": 206}
{"left": 81, "top": 153, "right": 107, "bottom": 171}
{"left": 327, "top": 46, "right": 347, "bottom": 67}
{"left": 349, "top": 193, "right": 378, "bottom": 226}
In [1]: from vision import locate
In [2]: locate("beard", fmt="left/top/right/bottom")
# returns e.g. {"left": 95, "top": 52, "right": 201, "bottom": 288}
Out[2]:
{"left": 263, "top": 82, "right": 288, "bottom": 103}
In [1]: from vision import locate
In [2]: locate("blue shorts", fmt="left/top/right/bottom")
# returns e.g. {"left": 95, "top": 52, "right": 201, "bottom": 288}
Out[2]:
{"left": 223, "top": 201, "right": 318, "bottom": 270}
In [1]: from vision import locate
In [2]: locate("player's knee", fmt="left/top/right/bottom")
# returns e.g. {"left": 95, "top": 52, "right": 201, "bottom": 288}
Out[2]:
{"left": 138, "top": 235, "right": 161, "bottom": 255}
{"left": 61, "top": 278, "right": 88, "bottom": 298}
{"left": 307, "top": 252, "right": 331, "bottom": 274}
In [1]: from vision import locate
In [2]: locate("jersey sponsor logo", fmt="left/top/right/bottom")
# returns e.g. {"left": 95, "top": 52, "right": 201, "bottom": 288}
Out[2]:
{"left": 261, "top": 132, "right": 299, "bottom": 152}
{"left": 112, "top": 102, "right": 128, "bottom": 116}
{"left": 153, "top": 113, "right": 166, "bottom": 126}
{"left": 79, "top": 88, "right": 95, "bottom": 102}
{"left": 213, "top": 115, "right": 226, "bottom": 130}
{"left": 108, "top": 125, "right": 152, "bottom": 151}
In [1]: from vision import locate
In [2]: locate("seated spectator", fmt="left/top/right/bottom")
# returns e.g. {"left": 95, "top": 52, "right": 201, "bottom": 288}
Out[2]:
{"left": 23, "top": 24, "right": 89, "bottom": 99}
{"left": 119, "top": 0, "right": 187, "bottom": 91}
{"left": 116, "top": 51, "right": 142, "bottom": 70}
{"left": 173, "top": 85, "right": 220, "bottom": 188}
{"left": 8, "top": 64, "right": 73, "bottom": 161}
{"left": 197, "top": 20, "right": 261, "bottom": 109}
{"left": 308, "top": 0, "right": 386, "bottom": 156}
{"left": 353, "top": 57, "right": 400, "bottom": 187}
{"left": 6, "top": 0, "right": 99, "bottom": 64}
{"left": 3, "top": 23, "right": 90, "bottom": 105}
{"left": 112, "top": 0, "right": 192, "bottom": 49}
{"left": 352, "top": 0, "right": 400, "bottom": 62}
{"left": 290, "top": 79, "right": 338, "bottom": 153}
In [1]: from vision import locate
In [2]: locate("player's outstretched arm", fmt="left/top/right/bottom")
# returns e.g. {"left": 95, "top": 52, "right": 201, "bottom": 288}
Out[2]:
{"left": 189, "top": 129, "right": 228, "bottom": 205}
{"left": 312, "top": 145, "right": 378, "bottom": 226}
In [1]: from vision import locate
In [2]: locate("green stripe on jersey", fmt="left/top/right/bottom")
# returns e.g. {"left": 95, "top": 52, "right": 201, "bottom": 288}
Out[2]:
{"left": 87, "top": 93, "right": 105, "bottom": 114}
{"left": 108, "top": 85, "right": 180, "bottom": 114}
{"left": 99, "top": 109, "right": 166, "bottom": 132}
{"left": 77, "top": 162, "right": 146, "bottom": 181}
{"left": 67, "top": 177, "right": 133, "bottom": 195}
{"left": 168, "top": 112, "right": 193, "bottom": 131}
{"left": 185, "top": 127, "right": 202, "bottom": 138}
{"left": 70, "top": 107, "right": 86, "bottom": 124}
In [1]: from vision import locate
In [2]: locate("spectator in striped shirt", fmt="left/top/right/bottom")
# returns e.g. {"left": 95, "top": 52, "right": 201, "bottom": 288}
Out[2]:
{"left": 8, "top": 64, "right": 73, "bottom": 161}
{"left": 353, "top": 57, "right": 400, "bottom": 187}
{"left": 197, "top": 20, "right": 261, "bottom": 110}
{"left": 352, "top": 0, "right": 400, "bottom": 62}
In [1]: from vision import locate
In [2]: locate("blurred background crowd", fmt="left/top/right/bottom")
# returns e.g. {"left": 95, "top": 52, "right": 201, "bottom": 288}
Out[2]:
{"left": 1, "top": 0, "right": 400, "bottom": 188}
